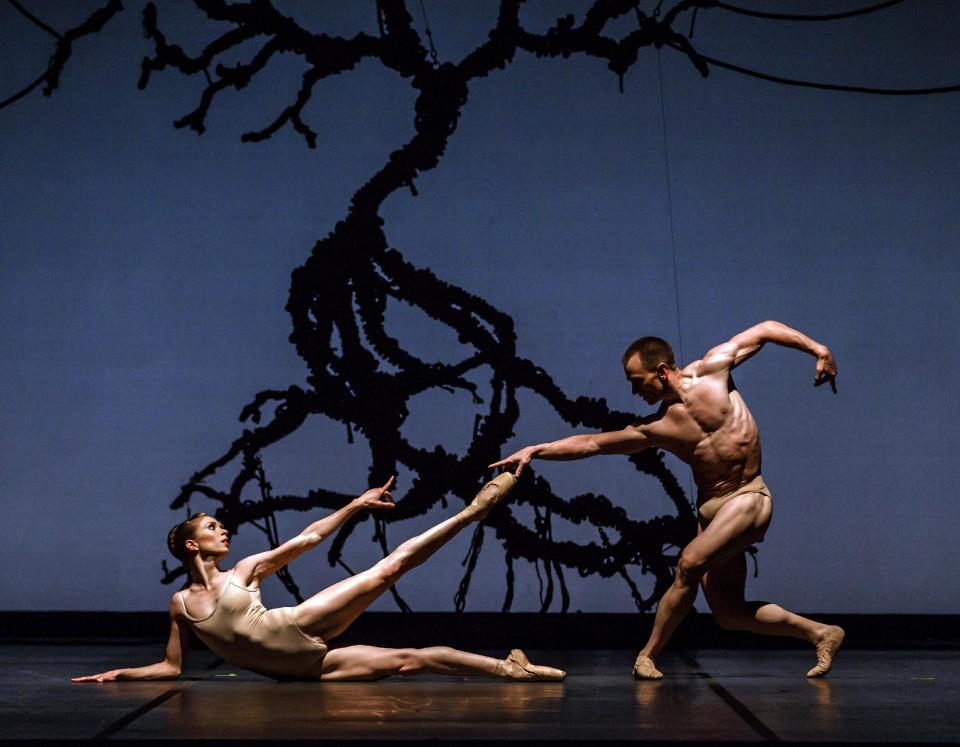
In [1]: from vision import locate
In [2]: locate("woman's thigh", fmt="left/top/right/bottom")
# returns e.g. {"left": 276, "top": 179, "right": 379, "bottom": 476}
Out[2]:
{"left": 316, "top": 645, "right": 412, "bottom": 681}
{"left": 292, "top": 567, "right": 389, "bottom": 639}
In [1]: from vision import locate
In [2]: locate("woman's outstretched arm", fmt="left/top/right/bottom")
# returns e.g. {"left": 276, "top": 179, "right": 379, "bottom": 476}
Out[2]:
{"left": 236, "top": 476, "right": 396, "bottom": 584}
{"left": 72, "top": 598, "right": 188, "bottom": 682}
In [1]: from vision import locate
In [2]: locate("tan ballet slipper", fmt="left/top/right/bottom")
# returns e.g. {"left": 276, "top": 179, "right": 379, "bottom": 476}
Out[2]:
{"left": 632, "top": 653, "right": 664, "bottom": 680}
{"left": 806, "top": 625, "right": 845, "bottom": 678}
{"left": 495, "top": 649, "right": 566, "bottom": 681}
{"left": 467, "top": 472, "right": 517, "bottom": 520}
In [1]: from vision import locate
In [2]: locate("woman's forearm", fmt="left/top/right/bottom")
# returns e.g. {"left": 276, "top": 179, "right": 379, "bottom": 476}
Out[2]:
{"left": 299, "top": 501, "right": 363, "bottom": 543}
{"left": 117, "top": 662, "right": 180, "bottom": 680}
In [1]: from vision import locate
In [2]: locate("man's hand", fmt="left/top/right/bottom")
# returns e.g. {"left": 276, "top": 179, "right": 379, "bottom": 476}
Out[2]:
{"left": 354, "top": 475, "right": 396, "bottom": 510}
{"left": 815, "top": 348, "right": 838, "bottom": 393}
{"left": 488, "top": 446, "right": 538, "bottom": 478}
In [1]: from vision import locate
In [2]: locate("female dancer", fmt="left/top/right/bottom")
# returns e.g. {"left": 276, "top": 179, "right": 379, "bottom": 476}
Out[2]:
{"left": 73, "top": 473, "right": 564, "bottom": 683}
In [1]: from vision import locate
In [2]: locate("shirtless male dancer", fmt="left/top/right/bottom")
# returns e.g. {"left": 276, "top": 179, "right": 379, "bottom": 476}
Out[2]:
{"left": 490, "top": 320, "right": 845, "bottom": 679}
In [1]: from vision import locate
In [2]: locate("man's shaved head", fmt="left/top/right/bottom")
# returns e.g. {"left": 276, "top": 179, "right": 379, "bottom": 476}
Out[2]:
{"left": 622, "top": 336, "right": 676, "bottom": 371}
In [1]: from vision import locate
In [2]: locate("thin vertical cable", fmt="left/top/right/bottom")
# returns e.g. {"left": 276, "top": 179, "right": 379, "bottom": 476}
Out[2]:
{"left": 656, "top": 47, "right": 695, "bottom": 507}
{"left": 418, "top": 0, "right": 440, "bottom": 66}
{"left": 655, "top": 48, "right": 684, "bottom": 368}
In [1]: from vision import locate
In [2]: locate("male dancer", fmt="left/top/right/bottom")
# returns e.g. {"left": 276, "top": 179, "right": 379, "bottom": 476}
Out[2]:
{"left": 490, "top": 320, "right": 844, "bottom": 678}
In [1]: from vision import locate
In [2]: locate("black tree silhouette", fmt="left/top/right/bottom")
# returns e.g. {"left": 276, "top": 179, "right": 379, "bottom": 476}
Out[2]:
{"left": 138, "top": 0, "right": 710, "bottom": 612}
{"left": 0, "top": 0, "right": 122, "bottom": 109}
{"left": 7, "top": 0, "right": 955, "bottom": 612}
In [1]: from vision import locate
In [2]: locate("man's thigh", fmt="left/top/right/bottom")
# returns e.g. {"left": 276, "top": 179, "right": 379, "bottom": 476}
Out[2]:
{"left": 685, "top": 492, "right": 771, "bottom": 571}
{"left": 701, "top": 553, "right": 747, "bottom": 612}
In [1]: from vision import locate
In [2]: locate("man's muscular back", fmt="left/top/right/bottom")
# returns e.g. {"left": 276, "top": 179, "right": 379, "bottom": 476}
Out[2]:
{"left": 639, "top": 364, "right": 762, "bottom": 497}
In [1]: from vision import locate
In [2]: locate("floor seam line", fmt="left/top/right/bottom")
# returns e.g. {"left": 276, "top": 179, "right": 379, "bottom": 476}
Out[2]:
{"left": 678, "top": 648, "right": 781, "bottom": 742}
{"left": 89, "top": 657, "right": 224, "bottom": 740}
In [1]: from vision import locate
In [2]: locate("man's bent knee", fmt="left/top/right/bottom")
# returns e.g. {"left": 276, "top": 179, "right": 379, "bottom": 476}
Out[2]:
{"left": 712, "top": 609, "right": 747, "bottom": 631}
{"left": 675, "top": 554, "right": 707, "bottom": 586}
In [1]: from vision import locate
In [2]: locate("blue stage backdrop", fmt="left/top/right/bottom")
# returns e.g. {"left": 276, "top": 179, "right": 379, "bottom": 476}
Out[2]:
{"left": 1, "top": 1, "right": 958, "bottom": 613}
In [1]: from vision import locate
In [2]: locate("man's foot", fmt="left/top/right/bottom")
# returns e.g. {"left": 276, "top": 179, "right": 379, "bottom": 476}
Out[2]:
{"left": 632, "top": 653, "right": 664, "bottom": 680}
{"left": 496, "top": 649, "right": 566, "bottom": 681}
{"left": 806, "top": 625, "right": 845, "bottom": 678}
{"left": 467, "top": 472, "right": 517, "bottom": 521}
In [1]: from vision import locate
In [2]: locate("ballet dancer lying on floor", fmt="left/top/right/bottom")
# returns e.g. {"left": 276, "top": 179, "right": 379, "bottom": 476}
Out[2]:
{"left": 73, "top": 473, "right": 564, "bottom": 683}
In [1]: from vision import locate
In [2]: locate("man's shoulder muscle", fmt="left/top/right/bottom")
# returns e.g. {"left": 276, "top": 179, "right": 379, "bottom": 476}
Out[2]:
{"left": 631, "top": 407, "right": 677, "bottom": 442}
{"left": 694, "top": 342, "right": 739, "bottom": 377}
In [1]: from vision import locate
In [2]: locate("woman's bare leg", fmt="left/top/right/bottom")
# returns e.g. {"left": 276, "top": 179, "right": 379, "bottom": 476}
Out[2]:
{"left": 293, "top": 513, "right": 467, "bottom": 639}
{"left": 293, "top": 474, "right": 515, "bottom": 640}
{"left": 317, "top": 645, "right": 566, "bottom": 682}
{"left": 318, "top": 645, "right": 502, "bottom": 681}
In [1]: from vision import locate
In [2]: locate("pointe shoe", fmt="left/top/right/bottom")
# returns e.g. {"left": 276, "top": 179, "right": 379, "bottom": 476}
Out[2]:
{"left": 632, "top": 653, "right": 664, "bottom": 680}
{"left": 468, "top": 472, "right": 517, "bottom": 520}
{"left": 496, "top": 649, "right": 566, "bottom": 681}
{"left": 806, "top": 625, "right": 845, "bottom": 678}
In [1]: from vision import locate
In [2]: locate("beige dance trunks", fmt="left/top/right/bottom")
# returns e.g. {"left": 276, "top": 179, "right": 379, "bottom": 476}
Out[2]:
{"left": 178, "top": 569, "right": 328, "bottom": 680}
{"left": 697, "top": 474, "right": 772, "bottom": 527}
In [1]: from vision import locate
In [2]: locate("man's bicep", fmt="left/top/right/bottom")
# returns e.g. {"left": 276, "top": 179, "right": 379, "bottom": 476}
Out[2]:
{"left": 697, "top": 341, "right": 737, "bottom": 376}
{"left": 725, "top": 324, "right": 771, "bottom": 368}
{"left": 593, "top": 425, "right": 651, "bottom": 455}
{"left": 702, "top": 331, "right": 764, "bottom": 374}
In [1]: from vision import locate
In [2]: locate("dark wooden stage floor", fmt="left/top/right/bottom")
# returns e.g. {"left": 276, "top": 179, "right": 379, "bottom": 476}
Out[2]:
{"left": 4, "top": 644, "right": 958, "bottom": 744}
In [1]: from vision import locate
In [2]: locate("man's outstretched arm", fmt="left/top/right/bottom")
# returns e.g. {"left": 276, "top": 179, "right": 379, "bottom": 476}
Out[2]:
{"left": 488, "top": 426, "right": 651, "bottom": 477}
{"left": 699, "top": 320, "right": 837, "bottom": 392}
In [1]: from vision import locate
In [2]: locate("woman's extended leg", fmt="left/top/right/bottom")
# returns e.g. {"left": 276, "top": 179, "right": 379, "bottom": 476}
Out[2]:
{"left": 317, "top": 645, "right": 565, "bottom": 682}
{"left": 293, "top": 473, "right": 516, "bottom": 641}
{"left": 318, "top": 645, "right": 500, "bottom": 681}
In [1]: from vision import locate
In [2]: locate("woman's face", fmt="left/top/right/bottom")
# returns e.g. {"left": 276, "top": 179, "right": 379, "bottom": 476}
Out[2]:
{"left": 186, "top": 516, "right": 230, "bottom": 557}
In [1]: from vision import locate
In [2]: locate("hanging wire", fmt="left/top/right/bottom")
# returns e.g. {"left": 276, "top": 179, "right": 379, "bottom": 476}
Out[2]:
{"left": 654, "top": 51, "right": 684, "bottom": 375}
{"left": 1, "top": 0, "right": 63, "bottom": 109}
{"left": 715, "top": 0, "right": 906, "bottom": 22}
{"left": 8, "top": 0, "right": 62, "bottom": 39}
{"left": 668, "top": 42, "right": 960, "bottom": 96}
{"left": 417, "top": 0, "right": 440, "bottom": 67}
{"left": 655, "top": 46, "right": 696, "bottom": 508}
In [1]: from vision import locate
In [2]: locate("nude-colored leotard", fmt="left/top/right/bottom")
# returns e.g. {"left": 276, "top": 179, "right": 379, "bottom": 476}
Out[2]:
{"left": 177, "top": 569, "right": 328, "bottom": 680}
{"left": 697, "top": 474, "right": 772, "bottom": 528}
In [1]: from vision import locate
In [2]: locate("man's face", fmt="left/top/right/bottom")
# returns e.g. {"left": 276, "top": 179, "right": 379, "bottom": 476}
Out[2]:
{"left": 624, "top": 354, "right": 663, "bottom": 405}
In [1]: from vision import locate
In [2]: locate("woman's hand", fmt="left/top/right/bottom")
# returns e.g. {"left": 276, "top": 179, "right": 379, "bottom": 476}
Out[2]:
{"left": 72, "top": 669, "right": 128, "bottom": 683}
{"left": 353, "top": 475, "right": 396, "bottom": 511}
